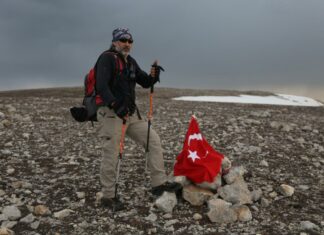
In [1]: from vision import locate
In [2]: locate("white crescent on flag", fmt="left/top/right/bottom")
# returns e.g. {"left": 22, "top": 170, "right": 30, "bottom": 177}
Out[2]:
{"left": 188, "top": 133, "right": 202, "bottom": 146}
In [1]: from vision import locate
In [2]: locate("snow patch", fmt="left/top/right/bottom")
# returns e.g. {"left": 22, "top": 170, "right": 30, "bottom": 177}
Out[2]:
{"left": 173, "top": 94, "right": 323, "bottom": 107}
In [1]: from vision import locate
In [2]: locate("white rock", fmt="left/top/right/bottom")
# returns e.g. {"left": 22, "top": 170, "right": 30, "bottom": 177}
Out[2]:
{"left": 155, "top": 192, "right": 177, "bottom": 213}
{"left": 145, "top": 213, "right": 158, "bottom": 222}
{"left": 76, "top": 192, "right": 85, "bottom": 199}
{"left": 164, "top": 219, "right": 179, "bottom": 227}
{"left": 1, "top": 221, "right": 17, "bottom": 229}
{"left": 6, "top": 168, "right": 15, "bottom": 175}
{"left": 221, "top": 156, "right": 232, "bottom": 171}
{"left": 0, "top": 214, "right": 8, "bottom": 222}
{"left": 300, "top": 221, "right": 320, "bottom": 231}
{"left": 30, "top": 221, "right": 40, "bottom": 230}
{"left": 53, "top": 209, "right": 74, "bottom": 219}
{"left": 279, "top": 184, "right": 294, "bottom": 197}
{"left": 193, "top": 213, "right": 202, "bottom": 220}
{"left": 95, "top": 192, "right": 103, "bottom": 205}
{"left": 2, "top": 206, "right": 21, "bottom": 221}
{"left": 251, "top": 189, "right": 263, "bottom": 202}
{"left": 0, "top": 190, "right": 5, "bottom": 197}
{"left": 260, "top": 160, "right": 269, "bottom": 167}
{"left": 19, "top": 213, "right": 35, "bottom": 224}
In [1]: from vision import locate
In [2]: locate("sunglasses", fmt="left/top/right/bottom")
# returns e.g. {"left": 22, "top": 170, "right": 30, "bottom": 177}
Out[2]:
{"left": 119, "top": 38, "right": 133, "bottom": 44}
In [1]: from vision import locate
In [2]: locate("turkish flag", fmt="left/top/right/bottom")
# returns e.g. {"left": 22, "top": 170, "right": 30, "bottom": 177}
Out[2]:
{"left": 173, "top": 116, "right": 224, "bottom": 183}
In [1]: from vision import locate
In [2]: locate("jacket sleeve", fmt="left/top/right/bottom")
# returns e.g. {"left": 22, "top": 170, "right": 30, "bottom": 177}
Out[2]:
{"left": 132, "top": 58, "right": 156, "bottom": 88}
{"left": 95, "top": 53, "right": 116, "bottom": 106}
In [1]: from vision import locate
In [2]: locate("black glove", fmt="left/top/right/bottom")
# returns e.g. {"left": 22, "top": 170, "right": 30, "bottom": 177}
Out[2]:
{"left": 112, "top": 101, "right": 129, "bottom": 120}
{"left": 149, "top": 75, "right": 159, "bottom": 86}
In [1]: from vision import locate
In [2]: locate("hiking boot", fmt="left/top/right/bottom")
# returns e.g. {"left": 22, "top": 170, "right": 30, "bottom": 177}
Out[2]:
{"left": 151, "top": 182, "right": 182, "bottom": 196}
{"left": 101, "top": 197, "right": 125, "bottom": 211}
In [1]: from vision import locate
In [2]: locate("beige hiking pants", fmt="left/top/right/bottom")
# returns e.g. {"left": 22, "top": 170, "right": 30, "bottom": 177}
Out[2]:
{"left": 97, "top": 106, "right": 167, "bottom": 198}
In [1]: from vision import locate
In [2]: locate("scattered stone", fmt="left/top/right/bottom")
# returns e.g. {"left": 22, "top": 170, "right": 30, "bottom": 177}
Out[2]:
{"left": 300, "top": 221, "right": 320, "bottom": 232}
{"left": 183, "top": 185, "right": 214, "bottom": 206}
{"left": 30, "top": 221, "right": 40, "bottom": 230}
{"left": 95, "top": 192, "right": 103, "bottom": 205}
{"left": 0, "top": 228, "right": 15, "bottom": 235}
{"left": 269, "top": 191, "right": 278, "bottom": 198}
{"left": 76, "top": 192, "right": 85, "bottom": 199}
{"left": 6, "top": 168, "right": 15, "bottom": 175}
{"left": 232, "top": 205, "right": 253, "bottom": 222}
{"left": 155, "top": 192, "right": 177, "bottom": 213}
{"left": 53, "top": 209, "right": 74, "bottom": 219}
{"left": 0, "top": 214, "right": 8, "bottom": 222}
{"left": 260, "top": 160, "right": 269, "bottom": 167}
{"left": 221, "top": 156, "right": 232, "bottom": 171}
{"left": 193, "top": 213, "right": 202, "bottom": 220}
{"left": 260, "top": 198, "right": 270, "bottom": 207}
{"left": 1, "top": 221, "right": 17, "bottom": 229}
{"left": 251, "top": 189, "right": 263, "bottom": 202}
{"left": 145, "top": 213, "right": 157, "bottom": 222}
{"left": 34, "top": 205, "right": 50, "bottom": 216}
{"left": 2, "top": 206, "right": 21, "bottom": 220}
{"left": 19, "top": 213, "right": 35, "bottom": 223}
{"left": 279, "top": 184, "right": 295, "bottom": 197}
{"left": 0, "top": 190, "right": 5, "bottom": 197}
{"left": 164, "top": 219, "right": 179, "bottom": 227}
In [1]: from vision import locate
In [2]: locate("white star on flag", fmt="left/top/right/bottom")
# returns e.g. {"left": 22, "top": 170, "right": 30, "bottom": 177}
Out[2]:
{"left": 187, "top": 150, "right": 200, "bottom": 163}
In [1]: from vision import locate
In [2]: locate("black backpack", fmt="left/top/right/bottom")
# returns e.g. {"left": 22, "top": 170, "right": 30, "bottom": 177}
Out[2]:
{"left": 70, "top": 52, "right": 122, "bottom": 124}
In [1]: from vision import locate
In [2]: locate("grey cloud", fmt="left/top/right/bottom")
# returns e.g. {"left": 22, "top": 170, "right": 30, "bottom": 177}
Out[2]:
{"left": 0, "top": 0, "right": 323, "bottom": 91}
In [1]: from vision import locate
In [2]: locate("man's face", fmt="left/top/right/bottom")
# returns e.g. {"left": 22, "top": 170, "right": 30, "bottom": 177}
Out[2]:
{"left": 113, "top": 38, "right": 133, "bottom": 56}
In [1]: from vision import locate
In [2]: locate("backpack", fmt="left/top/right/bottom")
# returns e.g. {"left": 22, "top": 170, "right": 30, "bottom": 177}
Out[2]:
{"left": 70, "top": 51, "right": 123, "bottom": 124}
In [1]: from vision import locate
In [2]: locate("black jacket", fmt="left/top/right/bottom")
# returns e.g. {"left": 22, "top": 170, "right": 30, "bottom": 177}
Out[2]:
{"left": 95, "top": 49, "right": 155, "bottom": 115}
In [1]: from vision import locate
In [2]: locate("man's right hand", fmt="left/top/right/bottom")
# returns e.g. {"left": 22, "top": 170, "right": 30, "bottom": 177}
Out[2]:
{"left": 112, "top": 102, "right": 129, "bottom": 119}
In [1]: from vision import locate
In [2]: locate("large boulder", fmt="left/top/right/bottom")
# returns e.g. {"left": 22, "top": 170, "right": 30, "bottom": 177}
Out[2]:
{"left": 183, "top": 185, "right": 214, "bottom": 206}
{"left": 218, "top": 179, "right": 252, "bottom": 205}
{"left": 196, "top": 174, "right": 222, "bottom": 191}
{"left": 207, "top": 199, "right": 237, "bottom": 223}
{"left": 223, "top": 166, "right": 247, "bottom": 184}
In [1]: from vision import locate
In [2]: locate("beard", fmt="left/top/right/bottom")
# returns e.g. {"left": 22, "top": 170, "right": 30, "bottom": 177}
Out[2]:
{"left": 114, "top": 44, "right": 131, "bottom": 57}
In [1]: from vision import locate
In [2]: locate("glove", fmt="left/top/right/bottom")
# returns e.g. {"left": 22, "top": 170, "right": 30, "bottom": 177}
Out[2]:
{"left": 149, "top": 75, "right": 159, "bottom": 86}
{"left": 150, "top": 63, "right": 164, "bottom": 84}
{"left": 112, "top": 101, "right": 129, "bottom": 120}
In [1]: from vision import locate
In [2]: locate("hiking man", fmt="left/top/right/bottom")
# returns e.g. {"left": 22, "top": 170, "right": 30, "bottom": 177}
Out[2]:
{"left": 95, "top": 27, "right": 181, "bottom": 211}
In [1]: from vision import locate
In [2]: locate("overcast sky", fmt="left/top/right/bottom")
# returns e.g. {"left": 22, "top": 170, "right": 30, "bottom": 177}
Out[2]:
{"left": 1, "top": 0, "right": 324, "bottom": 95}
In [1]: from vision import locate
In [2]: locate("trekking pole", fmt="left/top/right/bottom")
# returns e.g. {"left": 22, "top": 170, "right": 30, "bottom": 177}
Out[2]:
{"left": 145, "top": 61, "right": 164, "bottom": 174}
{"left": 115, "top": 118, "right": 127, "bottom": 199}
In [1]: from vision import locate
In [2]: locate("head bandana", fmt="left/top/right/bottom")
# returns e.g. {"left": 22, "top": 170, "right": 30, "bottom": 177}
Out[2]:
{"left": 112, "top": 27, "right": 133, "bottom": 42}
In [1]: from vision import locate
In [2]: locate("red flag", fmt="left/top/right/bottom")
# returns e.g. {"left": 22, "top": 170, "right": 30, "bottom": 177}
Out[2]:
{"left": 173, "top": 116, "right": 224, "bottom": 183}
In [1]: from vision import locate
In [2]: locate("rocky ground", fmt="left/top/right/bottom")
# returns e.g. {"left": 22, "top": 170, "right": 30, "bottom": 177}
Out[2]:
{"left": 0, "top": 87, "right": 323, "bottom": 235}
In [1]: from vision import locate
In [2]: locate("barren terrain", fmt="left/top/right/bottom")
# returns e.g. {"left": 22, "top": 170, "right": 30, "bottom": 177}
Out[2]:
{"left": 0, "top": 87, "right": 323, "bottom": 235}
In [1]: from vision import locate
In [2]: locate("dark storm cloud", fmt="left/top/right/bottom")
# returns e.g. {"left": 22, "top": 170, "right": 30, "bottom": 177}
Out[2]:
{"left": 0, "top": 0, "right": 324, "bottom": 90}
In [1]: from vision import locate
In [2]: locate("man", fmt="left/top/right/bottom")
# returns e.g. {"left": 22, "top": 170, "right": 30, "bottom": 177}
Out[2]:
{"left": 95, "top": 27, "right": 181, "bottom": 211}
